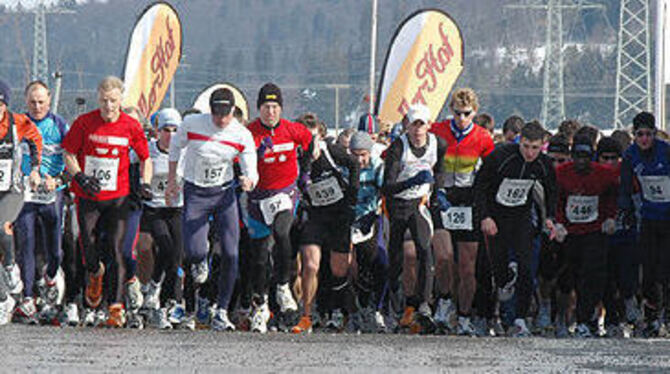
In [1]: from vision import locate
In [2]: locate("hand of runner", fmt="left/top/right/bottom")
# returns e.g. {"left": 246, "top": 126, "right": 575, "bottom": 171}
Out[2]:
{"left": 545, "top": 219, "right": 557, "bottom": 241}
{"left": 258, "top": 136, "right": 274, "bottom": 156}
{"left": 29, "top": 168, "right": 42, "bottom": 191}
{"left": 239, "top": 176, "right": 254, "bottom": 192}
{"left": 436, "top": 189, "right": 451, "bottom": 211}
{"left": 481, "top": 217, "right": 498, "bottom": 236}
{"left": 44, "top": 175, "right": 57, "bottom": 192}
{"left": 74, "top": 172, "right": 101, "bottom": 197}
{"left": 139, "top": 183, "right": 153, "bottom": 201}
{"left": 553, "top": 223, "right": 568, "bottom": 243}
{"left": 600, "top": 218, "right": 616, "bottom": 235}
{"left": 165, "top": 178, "right": 179, "bottom": 206}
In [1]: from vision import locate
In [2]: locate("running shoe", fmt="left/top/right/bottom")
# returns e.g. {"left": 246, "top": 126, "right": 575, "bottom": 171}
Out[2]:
{"left": 85, "top": 263, "right": 105, "bottom": 309}
{"left": 125, "top": 276, "right": 144, "bottom": 311}
{"left": 43, "top": 267, "right": 65, "bottom": 306}
{"left": 64, "top": 303, "right": 79, "bottom": 326}
{"left": 83, "top": 308, "right": 96, "bottom": 327}
{"left": 14, "top": 297, "right": 37, "bottom": 324}
{"left": 398, "top": 306, "right": 416, "bottom": 328}
{"left": 190, "top": 259, "right": 209, "bottom": 285}
{"left": 236, "top": 307, "right": 251, "bottom": 331}
{"left": 106, "top": 303, "right": 126, "bottom": 328}
{"left": 433, "top": 298, "right": 456, "bottom": 328}
{"left": 575, "top": 323, "right": 593, "bottom": 338}
{"left": 6, "top": 264, "right": 23, "bottom": 295}
{"left": 555, "top": 317, "right": 569, "bottom": 338}
{"left": 325, "top": 309, "right": 345, "bottom": 331}
{"left": 473, "top": 316, "right": 491, "bottom": 337}
{"left": 509, "top": 318, "right": 531, "bottom": 337}
{"left": 250, "top": 301, "right": 271, "bottom": 334}
{"left": 142, "top": 280, "right": 161, "bottom": 310}
{"left": 606, "top": 323, "right": 624, "bottom": 338}
{"left": 374, "top": 310, "right": 387, "bottom": 333}
{"left": 149, "top": 307, "right": 172, "bottom": 330}
{"left": 0, "top": 296, "right": 15, "bottom": 325}
{"left": 167, "top": 301, "right": 187, "bottom": 325}
{"left": 180, "top": 313, "right": 196, "bottom": 331}
{"left": 498, "top": 261, "right": 517, "bottom": 302}
{"left": 643, "top": 320, "right": 668, "bottom": 338}
{"left": 126, "top": 310, "right": 144, "bottom": 329}
{"left": 275, "top": 282, "right": 298, "bottom": 313}
{"left": 489, "top": 318, "right": 506, "bottom": 337}
{"left": 291, "top": 315, "right": 313, "bottom": 334}
{"left": 211, "top": 308, "right": 235, "bottom": 331}
{"left": 456, "top": 316, "right": 477, "bottom": 336}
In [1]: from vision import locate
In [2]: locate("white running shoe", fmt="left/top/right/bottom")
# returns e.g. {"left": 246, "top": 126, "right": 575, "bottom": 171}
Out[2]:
{"left": 149, "top": 308, "right": 172, "bottom": 330}
{"left": 212, "top": 308, "right": 236, "bottom": 331}
{"left": 6, "top": 264, "right": 23, "bottom": 295}
{"left": 250, "top": 301, "right": 271, "bottom": 334}
{"left": 64, "top": 303, "right": 79, "bottom": 326}
{"left": 142, "top": 280, "right": 161, "bottom": 310}
{"left": 43, "top": 267, "right": 65, "bottom": 306}
{"left": 0, "top": 296, "right": 16, "bottom": 325}
{"left": 374, "top": 310, "right": 387, "bottom": 333}
{"left": 83, "top": 308, "right": 96, "bottom": 327}
{"left": 275, "top": 283, "right": 298, "bottom": 313}
{"left": 14, "top": 297, "right": 37, "bottom": 324}
{"left": 433, "top": 298, "right": 456, "bottom": 327}
{"left": 125, "top": 276, "right": 144, "bottom": 311}
{"left": 509, "top": 318, "right": 531, "bottom": 337}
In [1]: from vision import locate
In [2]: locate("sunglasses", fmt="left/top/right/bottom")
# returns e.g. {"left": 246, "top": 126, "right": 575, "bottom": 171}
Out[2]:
{"left": 551, "top": 157, "right": 570, "bottom": 164}
{"left": 454, "top": 109, "right": 473, "bottom": 117}
{"left": 161, "top": 127, "right": 178, "bottom": 133}
{"left": 600, "top": 155, "right": 619, "bottom": 161}
{"left": 635, "top": 130, "right": 654, "bottom": 138}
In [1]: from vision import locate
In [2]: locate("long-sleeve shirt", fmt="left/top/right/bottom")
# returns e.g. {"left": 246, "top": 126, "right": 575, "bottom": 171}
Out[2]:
{"left": 169, "top": 113, "right": 258, "bottom": 189}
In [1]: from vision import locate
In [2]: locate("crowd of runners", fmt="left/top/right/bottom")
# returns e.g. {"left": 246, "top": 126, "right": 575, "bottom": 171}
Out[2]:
{"left": 0, "top": 75, "right": 668, "bottom": 339}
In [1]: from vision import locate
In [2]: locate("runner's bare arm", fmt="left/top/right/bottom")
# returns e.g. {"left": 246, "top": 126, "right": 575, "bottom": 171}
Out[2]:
{"left": 64, "top": 151, "right": 81, "bottom": 175}
{"left": 139, "top": 157, "right": 152, "bottom": 184}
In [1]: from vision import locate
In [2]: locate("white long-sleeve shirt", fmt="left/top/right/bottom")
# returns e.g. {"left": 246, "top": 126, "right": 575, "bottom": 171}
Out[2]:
{"left": 169, "top": 113, "right": 258, "bottom": 188}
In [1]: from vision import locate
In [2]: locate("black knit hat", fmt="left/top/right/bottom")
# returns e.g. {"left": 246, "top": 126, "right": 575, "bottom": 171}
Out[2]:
{"left": 597, "top": 136, "right": 622, "bottom": 157}
{"left": 633, "top": 111, "right": 655, "bottom": 131}
{"left": 257, "top": 83, "right": 282, "bottom": 109}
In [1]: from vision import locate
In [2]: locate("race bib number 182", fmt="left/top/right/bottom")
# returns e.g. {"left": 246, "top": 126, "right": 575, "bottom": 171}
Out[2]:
{"left": 496, "top": 178, "right": 534, "bottom": 207}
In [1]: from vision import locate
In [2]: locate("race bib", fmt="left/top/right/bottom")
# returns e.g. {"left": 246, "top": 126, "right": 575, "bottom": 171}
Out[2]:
{"left": 194, "top": 158, "right": 227, "bottom": 187}
{"left": 307, "top": 176, "right": 344, "bottom": 207}
{"left": 23, "top": 177, "right": 56, "bottom": 204}
{"left": 84, "top": 156, "right": 119, "bottom": 191}
{"left": 639, "top": 175, "right": 670, "bottom": 203}
{"left": 0, "top": 159, "right": 11, "bottom": 192}
{"left": 259, "top": 193, "right": 292, "bottom": 225}
{"left": 566, "top": 195, "right": 599, "bottom": 223}
{"left": 496, "top": 179, "right": 535, "bottom": 207}
{"left": 441, "top": 206, "right": 473, "bottom": 231}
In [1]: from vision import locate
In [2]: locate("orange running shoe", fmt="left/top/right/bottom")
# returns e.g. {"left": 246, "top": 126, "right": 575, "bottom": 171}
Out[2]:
{"left": 85, "top": 263, "right": 105, "bottom": 309}
{"left": 291, "top": 315, "right": 313, "bottom": 334}
{"left": 399, "top": 306, "right": 416, "bottom": 328}
{"left": 106, "top": 303, "right": 126, "bottom": 328}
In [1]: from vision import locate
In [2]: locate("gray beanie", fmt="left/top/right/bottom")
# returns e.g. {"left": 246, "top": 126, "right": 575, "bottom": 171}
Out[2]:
{"left": 349, "top": 131, "right": 374, "bottom": 151}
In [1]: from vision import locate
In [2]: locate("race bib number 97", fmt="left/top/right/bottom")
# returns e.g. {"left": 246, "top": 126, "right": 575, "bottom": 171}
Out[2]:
{"left": 259, "top": 193, "right": 292, "bottom": 225}
{"left": 496, "top": 178, "right": 534, "bottom": 207}
{"left": 566, "top": 195, "right": 598, "bottom": 223}
{"left": 0, "top": 159, "right": 12, "bottom": 192}
{"left": 84, "top": 156, "right": 119, "bottom": 191}
{"left": 639, "top": 175, "right": 670, "bottom": 203}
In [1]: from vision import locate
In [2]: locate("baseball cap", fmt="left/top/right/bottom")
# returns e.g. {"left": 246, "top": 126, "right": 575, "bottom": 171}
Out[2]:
{"left": 407, "top": 104, "right": 431, "bottom": 124}
{"left": 156, "top": 108, "right": 182, "bottom": 130}
{"left": 209, "top": 88, "right": 235, "bottom": 116}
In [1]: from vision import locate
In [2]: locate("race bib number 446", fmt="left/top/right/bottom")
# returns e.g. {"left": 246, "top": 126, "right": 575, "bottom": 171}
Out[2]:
{"left": 566, "top": 195, "right": 598, "bottom": 223}
{"left": 496, "top": 178, "right": 534, "bottom": 207}
{"left": 84, "top": 156, "right": 119, "bottom": 191}
{"left": 639, "top": 175, "right": 670, "bottom": 203}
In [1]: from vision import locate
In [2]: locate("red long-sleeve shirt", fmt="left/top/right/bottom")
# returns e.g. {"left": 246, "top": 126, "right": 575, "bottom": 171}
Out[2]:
{"left": 555, "top": 161, "right": 619, "bottom": 235}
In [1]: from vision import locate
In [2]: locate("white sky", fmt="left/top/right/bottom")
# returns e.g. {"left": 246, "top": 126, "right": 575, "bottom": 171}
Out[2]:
{"left": 0, "top": 0, "right": 93, "bottom": 9}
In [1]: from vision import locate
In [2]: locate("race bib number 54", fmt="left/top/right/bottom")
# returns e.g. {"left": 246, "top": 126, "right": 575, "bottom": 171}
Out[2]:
{"left": 84, "top": 156, "right": 119, "bottom": 191}
{"left": 639, "top": 175, "right": 670, "bottom": 203}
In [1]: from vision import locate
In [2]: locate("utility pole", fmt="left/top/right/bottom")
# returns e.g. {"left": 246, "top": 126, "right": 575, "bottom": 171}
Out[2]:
{"left": 614, "top": 0, "right": 652, "bottom": 129}
{"left": 326, "top": 84, "right": 351, "bottom": 134}
{"left": 505, "top": 0, "right": 603, "bottom": 129}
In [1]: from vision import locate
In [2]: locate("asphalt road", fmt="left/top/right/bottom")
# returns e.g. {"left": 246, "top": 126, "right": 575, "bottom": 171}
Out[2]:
{"left": 2, "top": 325, "right": 670, "bottom": 373}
